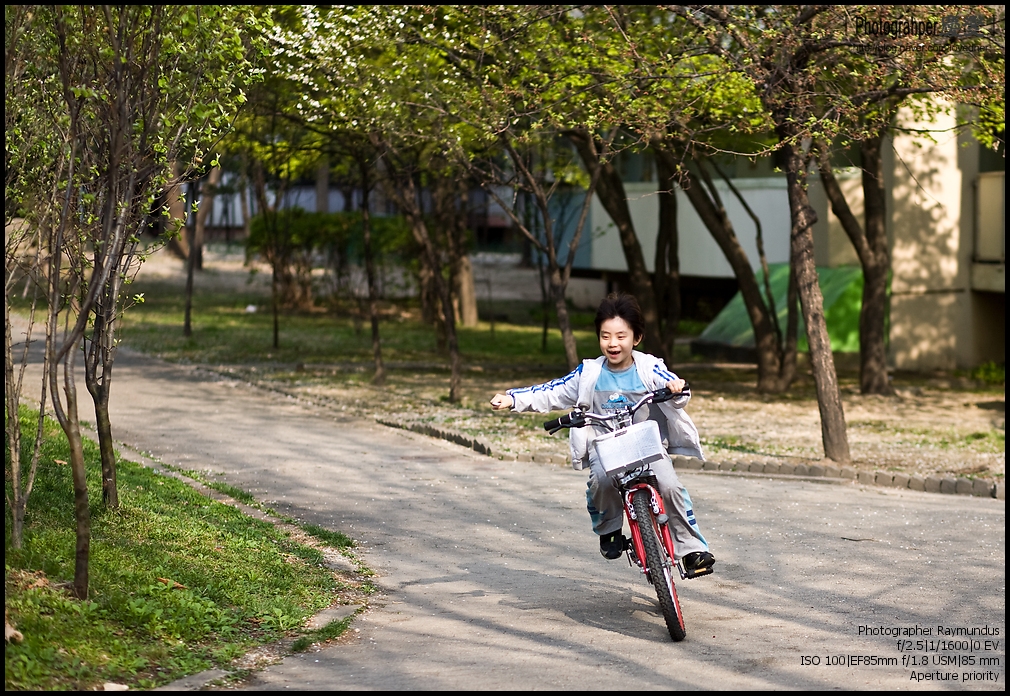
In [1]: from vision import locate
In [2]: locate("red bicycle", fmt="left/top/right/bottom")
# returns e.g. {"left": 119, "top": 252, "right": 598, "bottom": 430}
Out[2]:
{"left": 545, "top": 388, "right": 690, "bottom": 641}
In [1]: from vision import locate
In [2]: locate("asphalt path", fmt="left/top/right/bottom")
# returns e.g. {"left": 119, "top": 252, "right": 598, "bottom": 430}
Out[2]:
{"left": 19, "top": 343, "right": 1006, "bottom": 690}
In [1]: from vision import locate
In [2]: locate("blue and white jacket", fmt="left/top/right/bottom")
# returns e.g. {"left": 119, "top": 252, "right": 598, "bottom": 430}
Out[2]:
{"left": 507, "top": 351, "right": 704, "bottom": 470}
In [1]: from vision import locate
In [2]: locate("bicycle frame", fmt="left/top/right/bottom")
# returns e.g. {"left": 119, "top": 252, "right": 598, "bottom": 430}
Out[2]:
{"left": 622, "top": 478, "right": 685, "bottom": 581}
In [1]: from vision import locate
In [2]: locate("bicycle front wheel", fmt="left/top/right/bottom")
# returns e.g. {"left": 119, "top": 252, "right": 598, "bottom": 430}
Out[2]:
{"left": 632, "top": 489, "right": 686, "bottom": 642}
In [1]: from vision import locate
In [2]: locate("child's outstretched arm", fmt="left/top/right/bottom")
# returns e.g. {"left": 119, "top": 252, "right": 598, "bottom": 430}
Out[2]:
{"left": 489, "top": 393, "right": 513, "bottom": 410}
{"left": 489, "top": 364, "right": 584, "bottom": 413}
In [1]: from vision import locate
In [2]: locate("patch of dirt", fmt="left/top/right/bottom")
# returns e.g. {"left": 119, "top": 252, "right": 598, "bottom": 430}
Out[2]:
{"left": 687, "top": 384, "right": 1004, "bottom": 478}
{"left": 136, "top": 243, "right": 272, "bottom": 292}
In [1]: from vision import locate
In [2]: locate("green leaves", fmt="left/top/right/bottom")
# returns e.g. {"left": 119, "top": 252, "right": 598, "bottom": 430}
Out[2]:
{"left": 7, "top": 4, "right": 265, "bottom": 235}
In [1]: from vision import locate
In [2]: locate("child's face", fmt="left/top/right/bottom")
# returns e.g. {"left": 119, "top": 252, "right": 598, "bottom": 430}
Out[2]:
{"left": 598, "top": 317, "right": 640, "bottom": 370}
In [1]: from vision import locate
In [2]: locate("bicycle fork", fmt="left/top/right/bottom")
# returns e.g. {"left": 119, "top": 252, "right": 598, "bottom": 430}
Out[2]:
{"left": 623, "top": 483, "right": 688, "bottom": 581}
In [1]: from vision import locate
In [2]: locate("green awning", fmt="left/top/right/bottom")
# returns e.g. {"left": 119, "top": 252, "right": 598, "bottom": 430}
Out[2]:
{"left": 697, "top": 263, "right": 863, "bottom": 353}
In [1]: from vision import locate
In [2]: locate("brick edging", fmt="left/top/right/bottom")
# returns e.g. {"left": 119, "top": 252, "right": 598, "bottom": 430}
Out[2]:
{"left": 375, "top": 417, "right": 1004, "bottom": 500}
{"left": 375, "top": 417, "right": 494, "bottom": 456}
{"left": 667, "top": 455, "right": 1004, "bottom": 500}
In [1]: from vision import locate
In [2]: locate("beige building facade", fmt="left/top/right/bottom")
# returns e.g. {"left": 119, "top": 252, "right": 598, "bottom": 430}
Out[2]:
{"left": 883, "top": 106, "right": 1004, "bottom": 371}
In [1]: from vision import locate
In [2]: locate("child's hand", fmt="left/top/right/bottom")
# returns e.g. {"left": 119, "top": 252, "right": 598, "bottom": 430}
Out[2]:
{"left": 489, "top": 393, "right": 513, "bottom": 410}
{"left": 666, "top": 379, "right": 688, "bottom": 394}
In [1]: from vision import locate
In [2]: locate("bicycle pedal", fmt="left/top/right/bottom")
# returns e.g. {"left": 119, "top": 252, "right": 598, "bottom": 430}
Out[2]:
{"left": 678, "top": 561, "right": 714, "bottom": 580}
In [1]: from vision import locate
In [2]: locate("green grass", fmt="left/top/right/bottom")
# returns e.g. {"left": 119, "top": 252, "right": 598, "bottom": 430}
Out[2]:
{"left": 300, "top": 523, "right": 354, "bottom": 549}
{"left": 698, "top": 432, "right": 838, "bottom": 460}
{"left": 848, "top": 420, "right": 1005, "bottom": 454}
{"left": 118, "top": 279, "right": 603, "bottom": 370}
{"left": 971, "top": 361, "right": 1005, "bottom": 385}
{"left": 5, "top": 408, "right": 353, "bottom": 691}
{"left": 202, "top": 480, "right": 257, "bottom": 506}
{"left": 290, "top": 613, "right": 358, "bottom": 653}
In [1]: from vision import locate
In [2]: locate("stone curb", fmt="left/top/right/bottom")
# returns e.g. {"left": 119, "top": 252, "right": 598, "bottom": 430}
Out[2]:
{"left": 375, "top": 417, "right": 494, "bottom": 457}
{"left": 375, "top": 417, "right": 1004, "bottom": 500}
{"left": 668, "top": 455, "right": 1004, "bottom": 499}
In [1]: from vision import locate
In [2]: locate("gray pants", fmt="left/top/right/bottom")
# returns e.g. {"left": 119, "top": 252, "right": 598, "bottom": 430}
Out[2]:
{"left": 586, "top": 451, "right": 709, "bottom": 561}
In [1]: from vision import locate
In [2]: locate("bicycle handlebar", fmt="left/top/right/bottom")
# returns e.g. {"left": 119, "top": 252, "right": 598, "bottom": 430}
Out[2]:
{"left": 542, "top": 384, "right": 690, "bottom": 434}
{"left": 653, "top": 381, "right": 690, "bottom": 403}
{"left": 543, "top": 411, "right": 586, "bottom": 435}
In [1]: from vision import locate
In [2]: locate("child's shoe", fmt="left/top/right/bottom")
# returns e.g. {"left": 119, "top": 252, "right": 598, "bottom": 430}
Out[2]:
{"left": 681, "top": 551, "right": 715, "bottom": 578}
{"left": 599, "top": 530, "right": 625, "bottom": 559}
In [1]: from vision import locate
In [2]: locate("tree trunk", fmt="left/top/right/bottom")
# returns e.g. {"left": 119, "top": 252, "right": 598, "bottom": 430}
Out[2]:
{"left": 271, "top": 252, "right": 281, "bottom": 350}
{"left": 567, "top": 129, "right": 666, "bottom": 359}
{"left": 817, "top": 137, "right": 893, "bottom": 395}
{"left": 183, "top": 216, "right": 196, "bottom": 338}
{"left": 4, "top": 288, "right": 49, "bottom": 549}
{"left": 782, "top": 141, "right": 850, "bottom": 463}
{"left": 551, "top": 268, "right": 579, "bottom": 369}
{"left": 437, "top": 176, "right": 467, "bottom": 393}
{"left": 858, "top": 137, "right": 892, "bottom": 395}
{"left": 715, "top": 159, "right": 799, "bottom": 388}
{"left": 68, "top": 418, "right": 91, "bottom": 598}
{"left": 418, "top": 257, "right": 440, "bottom": 327}
{"left": 9, "top": 481, "right": 27, "bottom": 550}
{"left": 182, "top": 167, "right": 221, "bottom": 338}
{"left": 5, "top": 338, "right": 27, "bottom": 542}
{"left": 435, "top": 174, "right": 478, "bottom": 331}
{"left": 502, "top": 142, "right": 582, "bottom": 370}
{"left": 84, "top": 291, "right": 119, "bottom": 509}
{"left": 537, "top": 247, "right": 550, "bottom": 352}
{"left": 193, "top": 167, "right": 221, "bottom": 270}
{"left": 251, "top": 161, "right": 282, "bottom": 350}
{"left": 410, "top": 175, "right": 438, "bottom": 328}
{"left": 654, "top": 152, "right": 681, "bottom": 358}
{"left": 165, "top": 160, "right": 188, "bottom": 259}
{"left": 359, "top": 162, "right": 385, "bottom": 386}
{"left": 5, "top": 290, "right": 26, "bottom": 548}
{"left": 86, "top": 188, "right": 142, "bottom": 511}
{"left": 377, "top": 148, "right": 461, "bottom": 400}
{"left": 675, "top": 162, "right": 786, "bottom": 390}
{"left": 426, "top": 205, "right": 462, "bottom": 400}
{"left": 455, "top": 255, "right": 479, "bottom": 327}
{"left": 240, "top": 162, "right": 253, "bottom": 240}
{"left": 93, "top": 391, "right": 118, "bottom": 507}
{"left": 445, "top": 288, "right": 462, "bottom": 402}
{"left": 52, "top": 347, "right": 91, "bottom": 599}
{"left": 859, "top": 254, "right": 891, "bottom": 395}
{"left": 780, "top": 264, "right": 799, "bottom": 386}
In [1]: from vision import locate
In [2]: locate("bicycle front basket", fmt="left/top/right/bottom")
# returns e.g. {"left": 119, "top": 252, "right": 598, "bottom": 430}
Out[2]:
{"left": 593, "top": 420, "right": 667, "bottom": 476}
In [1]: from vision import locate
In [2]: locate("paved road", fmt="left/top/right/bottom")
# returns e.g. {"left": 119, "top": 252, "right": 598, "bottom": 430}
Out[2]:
{"left": 29, "top": 344, "right": 1006, "bottom": 689}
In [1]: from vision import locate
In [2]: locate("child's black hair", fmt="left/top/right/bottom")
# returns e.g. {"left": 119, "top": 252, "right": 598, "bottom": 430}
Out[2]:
{"left": 594, "top": 293, "right": 645, "bottom": 340}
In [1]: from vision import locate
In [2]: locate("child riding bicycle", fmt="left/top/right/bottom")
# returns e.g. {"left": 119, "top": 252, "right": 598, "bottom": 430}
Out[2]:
{"left": 490, "top": 293, "right": 715, "bottom": 576}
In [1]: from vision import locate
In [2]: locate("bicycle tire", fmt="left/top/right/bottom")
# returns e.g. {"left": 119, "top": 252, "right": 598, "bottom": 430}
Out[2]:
{"left": 632, "top": 489, "right": 686, "bottom": 642}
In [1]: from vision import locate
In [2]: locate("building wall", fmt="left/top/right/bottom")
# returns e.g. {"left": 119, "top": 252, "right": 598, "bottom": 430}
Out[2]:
{"left": 587, "top": 178, "right": 793, "bottom": 277}
{"left": 885, "top": 103, "right": 1005, "bottom": 370}
{"left": 807, "top": 171, "right": 861, "bottom": 268}
{"left": 588, "top": 172, "right": 868, "bottom": 276}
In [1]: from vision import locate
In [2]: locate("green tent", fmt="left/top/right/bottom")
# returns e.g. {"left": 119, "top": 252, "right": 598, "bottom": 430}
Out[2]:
{"left": 693, "top": 263, "right": 864, "bottom": 358}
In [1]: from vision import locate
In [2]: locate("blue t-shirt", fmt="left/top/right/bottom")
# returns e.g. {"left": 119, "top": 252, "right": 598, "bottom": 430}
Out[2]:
{"left": 592, "top": 364, "right": 671, "bottom": 447}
